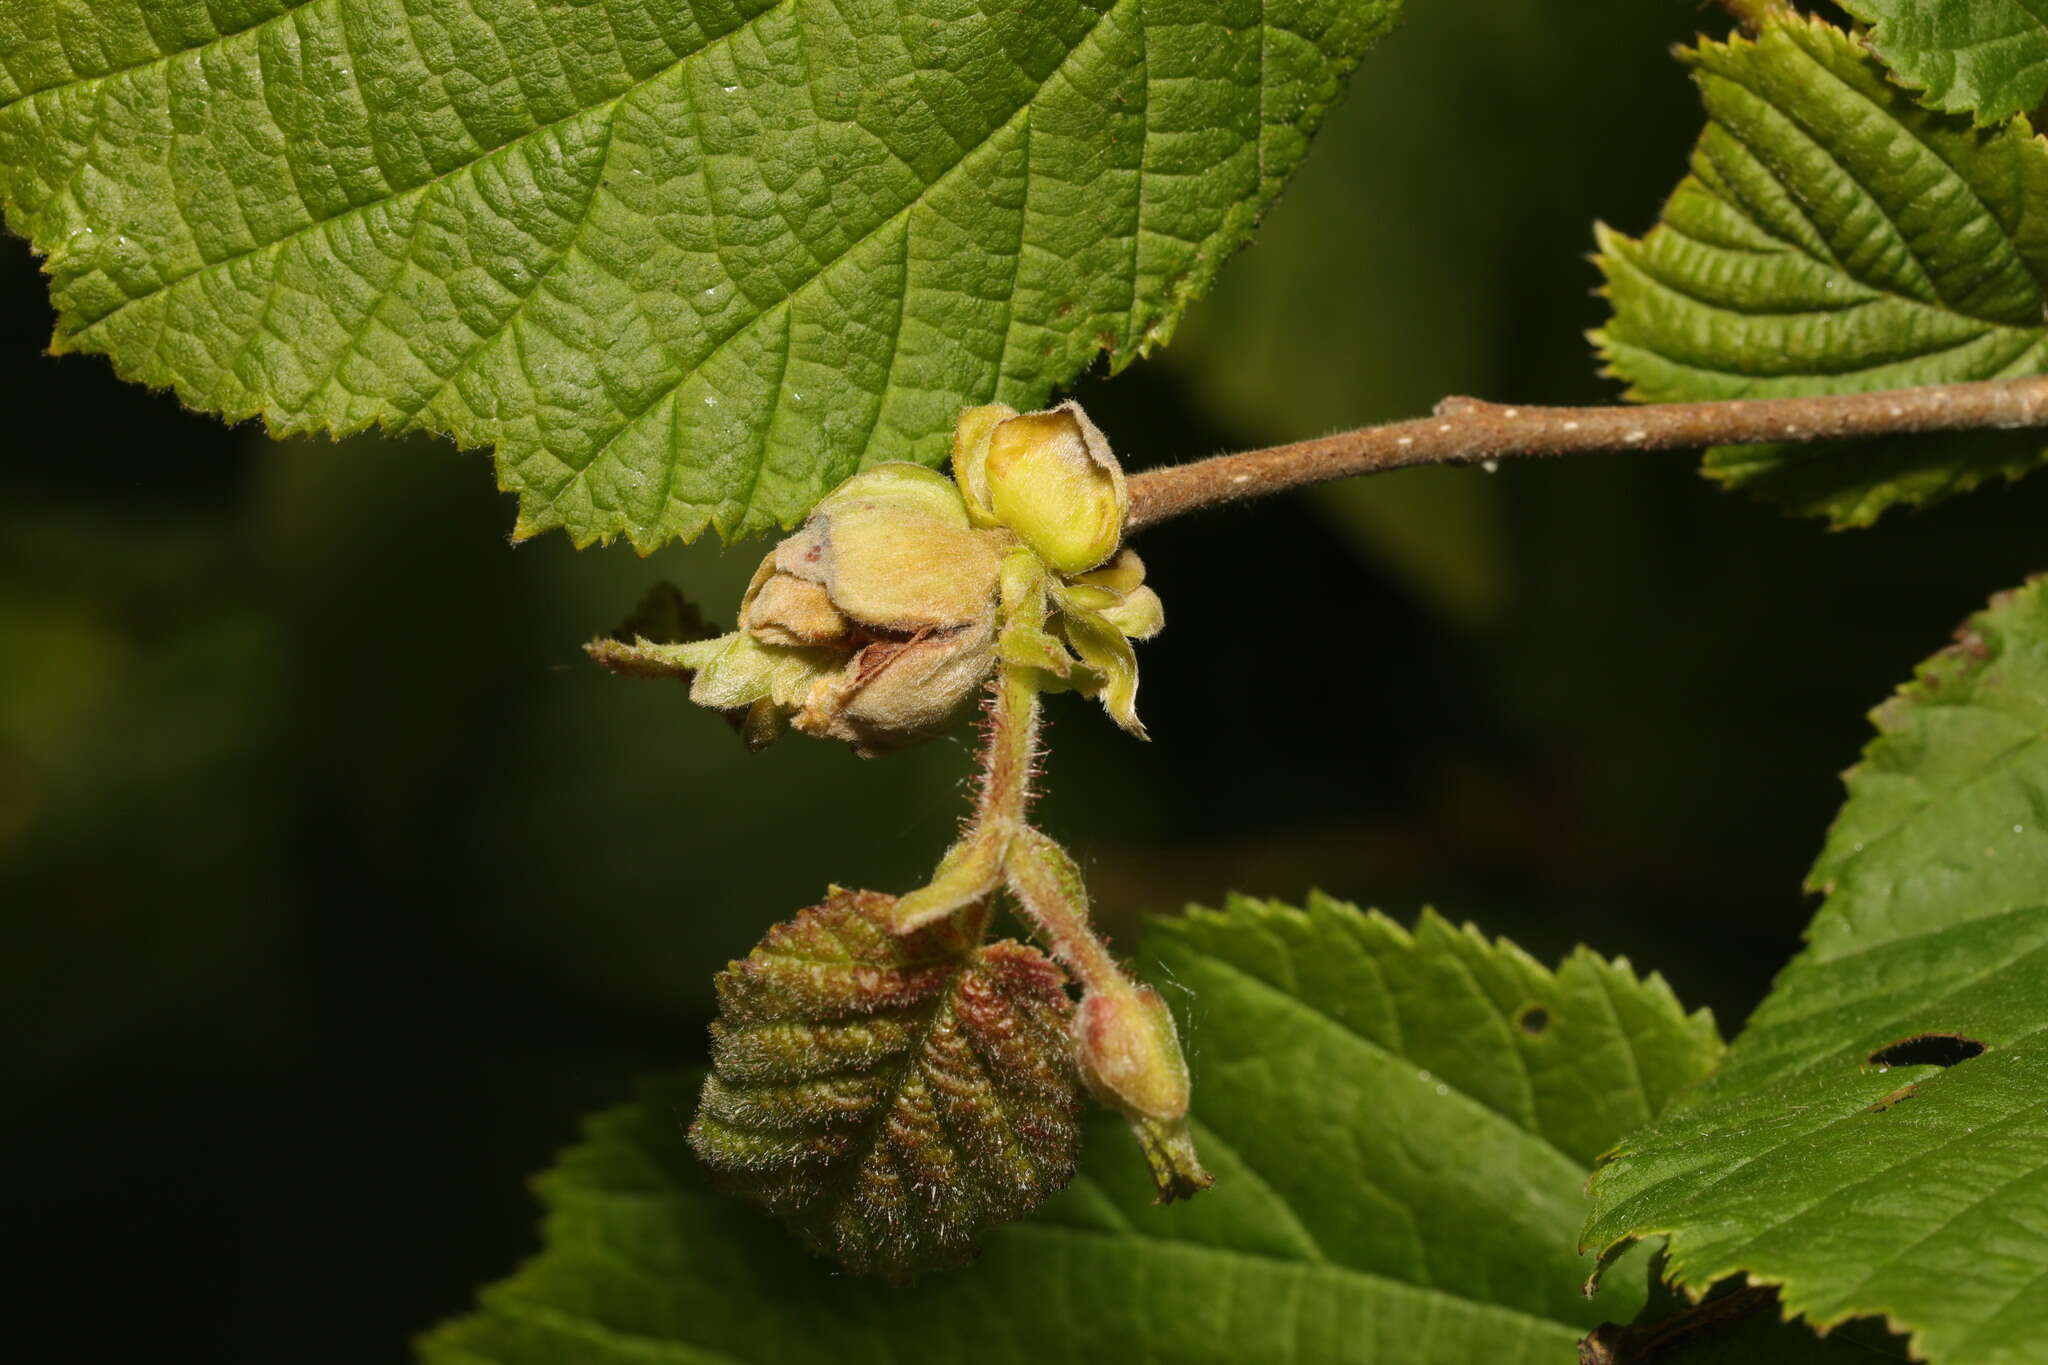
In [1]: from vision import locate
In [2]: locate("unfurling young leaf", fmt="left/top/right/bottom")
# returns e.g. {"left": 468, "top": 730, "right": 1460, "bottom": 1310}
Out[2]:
{"left": 1596, "top": 17, "right": 2048, "bottom": 526}
{"left": 689, "top": 888, "right": 1081, "bottom": 1280}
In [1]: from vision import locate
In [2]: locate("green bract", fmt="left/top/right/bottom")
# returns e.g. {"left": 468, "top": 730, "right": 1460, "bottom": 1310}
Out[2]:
{"left": 425, "top": 897, "right": 1725, "bottom": 1364}
{"left": 1596, "top": 18, "right": 2048, "bottom": 526}
{"left": 1584, "top": 578, "right": 2048, "bottom": 1365}
{"left": 0, "top": 0, "right": 1401, "bottom": 549}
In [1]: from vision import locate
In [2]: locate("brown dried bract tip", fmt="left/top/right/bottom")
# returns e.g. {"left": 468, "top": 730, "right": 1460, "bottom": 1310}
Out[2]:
{"left": 688, "top": 888, "right": 1083, "bottom": 1280}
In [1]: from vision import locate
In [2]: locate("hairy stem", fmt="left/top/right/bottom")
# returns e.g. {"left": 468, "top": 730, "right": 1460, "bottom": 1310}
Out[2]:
{"left": 887, "top": 668, "right": 1041, "bottom": 930}
{"left": 1123, "top": 375, "right": 2048, "bottom": 532}
{"left": 978, "top": 665, "right": 1042, "bottom": 831}
{"left": 1004, "top": 823, "right": 1125, "bottom": 994}
{"left": 972, "top": 665, "right": 1125, "bottom": 993}
{"left": 1002, "top": 810, "right": 1214, "bottom": 1201}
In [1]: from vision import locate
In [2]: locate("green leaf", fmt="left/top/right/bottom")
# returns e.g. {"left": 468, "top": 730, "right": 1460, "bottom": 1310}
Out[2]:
{"left": 1583, "top": 577, "right": 2048, "bottom": 1365}
{"left": 1595, "top": 18, "right": 2048, "bottom": 526}
{"left": 0, "top": 0, "right": 1397, "bottom": 550}
{"left": 690, "top": 888, "right": 1081, "bottom": 1280}
{"left": 424, "top": 896, "right": 1722, "bottom": 1364}
{"left": 1844, "top": 0, "right": 2048, "bottom": 124}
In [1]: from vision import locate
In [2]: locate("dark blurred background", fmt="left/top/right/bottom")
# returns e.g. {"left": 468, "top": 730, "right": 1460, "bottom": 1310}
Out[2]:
{"left": 4, "top": 0, "right": 2026, "bottom": 1359}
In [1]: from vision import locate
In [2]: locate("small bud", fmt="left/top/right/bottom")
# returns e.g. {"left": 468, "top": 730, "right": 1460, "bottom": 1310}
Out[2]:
{"left": 816, "top": 459, "right": 975, "bottom": 524}
{"left": 1072, "top": 549, "right": 1164, "bottom": 641}
{"left": 1071, "top": 982, "right": 1214, "bottom": 1202}
{"left": 978, "top": 402, "right": 1128, "bottom": 574}
{"left": 1100, "top": 584, "right": 1164, "bottom": 641}
{"left": 1073, "top": 984, "right": 1191, "bottom": 1124}
{"left": 682, "top": 631, "right": 841, "bottom": 746}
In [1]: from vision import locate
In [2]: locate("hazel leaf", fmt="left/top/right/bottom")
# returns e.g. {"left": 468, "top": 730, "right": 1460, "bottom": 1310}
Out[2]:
{"left": 1582, "top": 577, "right": 2048, "bottom": 1364}
{"left": 0, "top": 0, "right": 1402, "bottom": 549}
{"left": 1595, "top": 18, "right": 2048, "bottom": 526}
{"left": 689, "top": 888, "right": 1080, "bottom": 1280}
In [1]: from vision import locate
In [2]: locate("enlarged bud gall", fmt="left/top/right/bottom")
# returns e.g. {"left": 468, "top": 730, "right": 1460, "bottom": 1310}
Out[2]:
{"left": 593, "top": 401, "right": 1162, "bottom": 748}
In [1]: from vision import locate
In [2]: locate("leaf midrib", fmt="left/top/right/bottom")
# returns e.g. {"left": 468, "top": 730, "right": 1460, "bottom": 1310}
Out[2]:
{"left": 755, "top": 928, "right": 975, "bottom": 1226}
{"left": 488, "top": 3, "right": 1139, "bottom": 532}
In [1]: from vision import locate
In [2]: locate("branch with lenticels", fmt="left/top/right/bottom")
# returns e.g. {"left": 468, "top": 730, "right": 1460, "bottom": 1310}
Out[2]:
{"left": 1122, "top": 376, "right": 2048, "bottom": 532}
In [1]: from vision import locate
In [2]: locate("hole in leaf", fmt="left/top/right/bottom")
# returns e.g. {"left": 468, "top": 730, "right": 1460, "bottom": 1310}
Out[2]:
{"left": 1867, "top": 1033, "right": 1986, "bottom": 1068}
{"left": 1517, "top": 1005, "right": 1549, "bottom": 1035}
